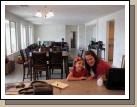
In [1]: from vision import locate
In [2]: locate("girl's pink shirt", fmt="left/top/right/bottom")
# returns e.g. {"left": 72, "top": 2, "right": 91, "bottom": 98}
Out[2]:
{"left": 71, "top": 67, "right": 89, "bottom": 77}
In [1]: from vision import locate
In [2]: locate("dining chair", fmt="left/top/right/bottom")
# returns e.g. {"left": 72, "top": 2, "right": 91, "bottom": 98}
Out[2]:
{"left": 25, "top": 48, "right": 30, "bottom": 60}
{"left": 52, "top": 46, "right": 61, "bottom": 52}
{"left": 49, "top": 51, "right": 63, "bottom": 79}
{"left": 32, "top": 51, "right": 49, "bottom": 80}
{"left": 20, "top": 49, "right": 31, "bottom": 81}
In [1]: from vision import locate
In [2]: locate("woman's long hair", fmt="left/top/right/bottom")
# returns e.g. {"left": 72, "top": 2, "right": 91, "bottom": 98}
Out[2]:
{"left": 84, "top": 50, "right": 99, "bottom": 75}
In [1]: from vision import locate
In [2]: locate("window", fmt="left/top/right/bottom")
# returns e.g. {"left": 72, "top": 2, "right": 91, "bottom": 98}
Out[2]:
{"left": 10, "top": 22, "right": 17, "bottom": 52}
{"left": 5, "top": 20, "right": 11, "bottom": 55}
{"left": 5, "top": 20, "right": 17, "bottom": 55}
{"left": 28, "top": 26, "right": 33, "bottom": 45}
{"left": 21, "top": 24, "right": 27, "bottom": 49}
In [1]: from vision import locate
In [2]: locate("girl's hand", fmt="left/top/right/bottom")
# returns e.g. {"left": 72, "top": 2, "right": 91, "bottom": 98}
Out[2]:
{"left": 87, "top": 76, "right": 94, "bottom": 80}
{"left": 79, "top": 76, "right": 87, "bottom": 80}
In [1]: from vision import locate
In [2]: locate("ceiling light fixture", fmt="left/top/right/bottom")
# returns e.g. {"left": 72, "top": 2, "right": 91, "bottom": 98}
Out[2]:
{"left": 45, "top": 11, "right": 54, "bottom": 19}
{"left": 35, "top": 11, "right": 42, "bottom": 17}
{"left": 35, "top": 6, "right": 54, "bottom": 19}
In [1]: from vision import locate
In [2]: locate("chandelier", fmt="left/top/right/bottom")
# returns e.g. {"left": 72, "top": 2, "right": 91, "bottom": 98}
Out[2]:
{"left": 35, "top": 6, "right": 54, "bottom": 19}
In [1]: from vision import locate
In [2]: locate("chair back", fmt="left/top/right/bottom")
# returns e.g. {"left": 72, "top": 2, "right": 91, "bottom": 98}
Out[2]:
{"left": 45, "top": 47, "right": 50, "bottom": 52}
{"left": 20, "top": 49, "right": 25, "bottom": 63}
{"left": 25, "top": 48, "right": 30, "bottom": 59}
{"left": 32, "top": 52, "right": 47, "bottom": 66}
{"left": 52, "top": 46, "right": 61, "bottom": 52}
{"left": 32, "top": 51, "right": 49, "bottom": 80}
{"left": 40, "top": 46, "right": 50, "bottom": 52}
{"left": 49, "top": 51, "right": 63, "bottom": 65}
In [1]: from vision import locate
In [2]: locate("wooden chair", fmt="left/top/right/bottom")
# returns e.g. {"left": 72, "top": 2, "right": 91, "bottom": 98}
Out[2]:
{"left": 32, "top": 52, "right": 49, "bottom": 80}
{"left": 49, "top": 51, "right": 63, "bottom": 79}
{"left": 25, "top": 48, "right": 30, "bottom": 60}
{"left": 52, "top": 46, "right": 61, "bottom": 52}
{"left": 20, "top": 49, "right": 31, "bottom": 81}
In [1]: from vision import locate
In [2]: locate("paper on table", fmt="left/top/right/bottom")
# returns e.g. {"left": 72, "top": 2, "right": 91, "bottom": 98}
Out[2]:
{"left": 50, "top": 81, "right": 69, "bottom": 89}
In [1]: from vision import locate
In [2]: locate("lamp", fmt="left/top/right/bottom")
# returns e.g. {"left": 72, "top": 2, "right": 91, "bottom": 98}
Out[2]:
{"left": 35, "top": 6, "right": 54, "bottom": 19}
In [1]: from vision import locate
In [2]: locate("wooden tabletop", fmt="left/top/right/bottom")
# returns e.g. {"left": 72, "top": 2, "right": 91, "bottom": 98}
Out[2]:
{"left": 5, "top": 79, "right": 125, "bottom": 95}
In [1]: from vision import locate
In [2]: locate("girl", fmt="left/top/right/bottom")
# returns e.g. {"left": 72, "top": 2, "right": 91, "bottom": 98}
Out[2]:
{"left": 67, "top": 56, "right": 93, "bottom": 80}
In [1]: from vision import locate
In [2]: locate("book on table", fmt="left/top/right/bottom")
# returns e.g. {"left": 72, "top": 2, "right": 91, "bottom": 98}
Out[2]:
{"left": 50, "top": 81, "right": 69, "bottom": 89}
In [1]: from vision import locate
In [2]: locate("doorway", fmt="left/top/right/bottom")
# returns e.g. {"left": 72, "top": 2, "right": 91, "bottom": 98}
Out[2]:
{"left": 107, "top": 20, "right": 114, "bottom": 64}
{"left": 71, "top": 31, "right": 76, "bottom": 48}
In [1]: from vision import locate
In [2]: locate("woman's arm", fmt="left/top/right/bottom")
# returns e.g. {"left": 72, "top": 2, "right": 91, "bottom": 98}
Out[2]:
{"left": 96, "top": 60, "right": 112, "bottom": 80}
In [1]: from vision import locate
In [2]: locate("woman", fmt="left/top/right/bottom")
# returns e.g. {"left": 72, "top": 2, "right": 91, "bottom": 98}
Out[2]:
{"left": 84, "top": 50, "right": 111, "bottom": 80}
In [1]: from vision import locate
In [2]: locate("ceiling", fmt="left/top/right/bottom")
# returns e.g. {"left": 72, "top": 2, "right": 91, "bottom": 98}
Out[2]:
{"left": 5, "top": 5, "right": 124, "bottom": 25}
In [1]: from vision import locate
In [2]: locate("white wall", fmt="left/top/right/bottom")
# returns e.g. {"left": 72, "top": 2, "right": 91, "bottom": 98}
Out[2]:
{"left": 65, "top": 25, "right": 78, "bottom": 49}
{"left": 85, "top": 9, "right": 125, "bottom": 67}
{"left": 112, "top": 9, "right": 125, "bottom": 67}
{"left": 34, "top": 24, "right": 65, "bottom": 42}
{"left": 5, "top": 11, "right": 34, "bottom": 60}
{"left": 77, "top": 24, "right": 86, "bottom": 50}
{"left": 85, "top": 24, "right": 97, "bottom": 50}
{"left": 34, "top": 24, "right": 85, "bottom": 50}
